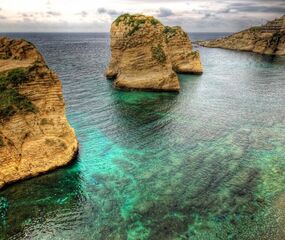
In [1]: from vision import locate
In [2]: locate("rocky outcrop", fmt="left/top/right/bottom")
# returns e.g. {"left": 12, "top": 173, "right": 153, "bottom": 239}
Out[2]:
{"left": 106, "top": 14, "right": 203, "bottom": 92}
{"left": 0, "top": 37, "right": 78, "bottom": 189}
{"left": 198, "top": 16, "right": 285, "bottom": 56}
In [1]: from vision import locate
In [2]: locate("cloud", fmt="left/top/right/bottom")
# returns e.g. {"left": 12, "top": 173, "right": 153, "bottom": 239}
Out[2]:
{"left": 78, "top": 11, "right": 88, "bottom": 18}
{"left": 218, "top": 8, "right": 238, "bottom": 14}
{"left": 46, "top": 11, "right": 61, "bottom": 16}
{"left": 202, "top": 12, "right": 216, "bottom": 19}
{"left": 21, "top": 13, "right": 34, "bottom": 18}
{"left": 0, "top": 0, "right": 284, "bottom": 32}
{"left": 97, "top": 8, "right": 122, "bottom": 16}
{"left": 157, "top": 8, "right": 174, "bottom": 17}
{"left": 225, "top": 3, "right": 285, "bottom": 13}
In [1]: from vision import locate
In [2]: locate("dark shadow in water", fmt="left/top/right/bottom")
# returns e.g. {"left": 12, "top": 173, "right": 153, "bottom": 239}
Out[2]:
{"left": 0, "top": 159, "right": 84, "bottom": 240}
{"left": 107, "top": 90, "right": 179, "bottom": 149}
{"left": 106, "top": 73, "right": 204, "bottom": 150}
{"left": 251, "top": 53, "right": 285, "bottom": 65}
{"left": 112, "top": 92, "right": 178, "bottom": 125}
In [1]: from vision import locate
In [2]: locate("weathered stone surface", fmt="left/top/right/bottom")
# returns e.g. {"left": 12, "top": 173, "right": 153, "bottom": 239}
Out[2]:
{"left": 198, "top": 16, "right": 285, "bottom": 56}
{"left": 106, "top": 14, "right": 203, "bottom": 92}
{"left": 0, "top": 37, "right": 78, "bottom": 189}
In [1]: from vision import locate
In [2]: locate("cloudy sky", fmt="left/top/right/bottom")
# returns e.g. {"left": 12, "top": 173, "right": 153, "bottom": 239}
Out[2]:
{"left": 0, "top": 0, "right": 284, "bottom": 32}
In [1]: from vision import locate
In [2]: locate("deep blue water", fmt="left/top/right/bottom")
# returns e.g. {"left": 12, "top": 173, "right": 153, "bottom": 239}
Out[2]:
{"left": 0, "top": 32, "right": 285, "bottom": 240}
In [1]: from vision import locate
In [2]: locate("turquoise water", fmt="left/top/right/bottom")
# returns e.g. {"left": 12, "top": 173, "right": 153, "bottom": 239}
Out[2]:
{"left": 1, "top": 33, "right": 285, "bottom": 239}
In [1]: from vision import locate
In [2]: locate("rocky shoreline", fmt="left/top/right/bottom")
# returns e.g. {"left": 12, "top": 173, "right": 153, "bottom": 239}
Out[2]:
{"left": 198, "top": 15, "right": 285, "bottom": 56}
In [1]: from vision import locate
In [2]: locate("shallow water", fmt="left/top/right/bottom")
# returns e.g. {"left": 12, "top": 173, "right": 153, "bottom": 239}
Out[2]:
{"left": 1, "top": 33, "right": 285, "bottom": 240}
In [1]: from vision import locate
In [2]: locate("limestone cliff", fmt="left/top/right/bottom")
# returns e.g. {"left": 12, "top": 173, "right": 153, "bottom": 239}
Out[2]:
{"left": 106, "top": 14, "right": 203, "bottom": 92}
{"left": 0, "top": 37, "right": 78, "bottom": 189}
{"left": 198, "top": 16, "right": 285, "bottom": 56}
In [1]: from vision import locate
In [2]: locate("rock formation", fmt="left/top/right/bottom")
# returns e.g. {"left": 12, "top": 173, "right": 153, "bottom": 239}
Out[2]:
{"left": 198, "top": 16, "right": 285, "bottom": 56}
{"left": 0, "top": 37, "right": 78, "bottom": 189}
{"left": 105, "top": 14, "right": 203, "bottom": 92}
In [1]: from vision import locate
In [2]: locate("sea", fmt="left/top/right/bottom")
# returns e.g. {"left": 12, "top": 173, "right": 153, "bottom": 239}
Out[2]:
{"left": 0, "top": 32, "right": 285, "bottom": 240}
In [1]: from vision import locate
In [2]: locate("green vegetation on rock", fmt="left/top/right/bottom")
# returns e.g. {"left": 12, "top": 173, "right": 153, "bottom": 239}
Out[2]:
{"left": 5, "top": 68, "right": 29, "bottom": 86}
{"left": 0, "top": 88, "right": 35, "bottom": 120}
{"left": 150, "top": 18, "right": 160, "bottom": 26}
{"left": 163, "top": 26, "right": 177, "bottom": 42}
{"left": 163, "top": 26, "right": 177, "bottom": 35}
{"left": 115, "top": 14, "right": 161, "bottom": 36}
{"left": 127, "top": 24, "right": 142, "bottom": 36}
{"left": 115, "top": 14, "right": 147, "bottom": 26}
{"left": 0, "top": 68, "right": 30, "bottom": 88}
{"left": 250, "top": 26, "right": 262, "bottom": 31}
{"left": 0, "top": 68, "right": 35, "bottom": 120}
{"left": 151, "top": 44, "right": 166, "bottom": 63}
{"left": 114, "top": 14, "right": 131, "bottom": 26}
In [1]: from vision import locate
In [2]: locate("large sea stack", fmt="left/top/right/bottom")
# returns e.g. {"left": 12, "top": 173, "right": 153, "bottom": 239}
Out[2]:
{"left": 106, "top": 14, "right": 203, "bottom": 92}
{"left": 0, "top": 37, "right": 78, "bottom": 188}
{"left": 199, "top": 15, "right": 285, "bottom": 56}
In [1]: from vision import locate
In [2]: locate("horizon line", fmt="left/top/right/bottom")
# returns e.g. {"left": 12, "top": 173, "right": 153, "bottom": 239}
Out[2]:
{"left": 0, "top": 31, "right": 234, "bottom": 34}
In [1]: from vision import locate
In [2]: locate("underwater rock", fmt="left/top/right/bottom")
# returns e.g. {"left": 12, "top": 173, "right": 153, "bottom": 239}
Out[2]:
{"left": 198, "top": 15, "right": 285, "bottom": 56}
{"left": 105, "top": 14, "right": 203, "bottom": 92}
{"left": 0, "top": 37, "right": 78, "bottom": 189}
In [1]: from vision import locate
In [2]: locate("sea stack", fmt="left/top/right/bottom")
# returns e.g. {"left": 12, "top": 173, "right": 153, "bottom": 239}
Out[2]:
{"left": 0, "top": 37, "right": 78, "bottom": 188}
{"left": 106, "top": 14, "right": 203, "bottom": 92}
{"left": 199, "top": 15, "right": 285, "bottom": 56}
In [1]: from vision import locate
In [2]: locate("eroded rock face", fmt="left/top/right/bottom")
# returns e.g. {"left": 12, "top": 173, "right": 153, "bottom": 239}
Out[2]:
{"left": 0, "top": 37, "right": 78, "bottom": 189}
{"left": 106, "top": 14, "right": 203, "bottom": 92}
{"left": 198, "top": 16, "right": 285, "bottom": 56}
